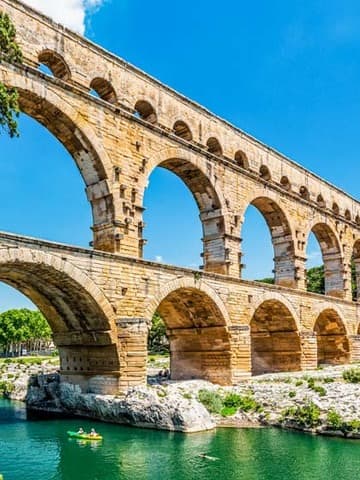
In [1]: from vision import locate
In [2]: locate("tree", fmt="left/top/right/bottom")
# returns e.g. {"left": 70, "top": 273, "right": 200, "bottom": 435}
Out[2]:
{"left": 148, "top": 313, "right": 169, "bottom": 354}
{"left": 0, "top": 309, "right": 52, "bottom": 356}
{"left": 0, "top": 12, "right": 22, "bottom": 137}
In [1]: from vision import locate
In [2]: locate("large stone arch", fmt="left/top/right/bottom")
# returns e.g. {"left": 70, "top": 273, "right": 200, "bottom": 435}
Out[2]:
{"left": 306, "top": 221, "right": 344, "bottom": 298}
{"left": 240, "top": 195, "right": 297, "bottom": 287}
{"left": 0, "top": 66, "right": 115, "bottom": 246}
{"left": 0, "top": 247, "right": 120, "bottom": 391}
{"left": 313, "top": 307, "right": 350, "bottom": 366}
{"left": 143, "top": 146, "right": 230, "bottom": 274}
{"left": 147, "top": 278, "right": 231, "bottom": 385}
{"left": 250, "top": 298, "right": 302, "bottom": 375}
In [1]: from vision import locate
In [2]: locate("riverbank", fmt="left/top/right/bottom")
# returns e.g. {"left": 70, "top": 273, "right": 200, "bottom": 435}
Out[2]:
{"left": 2, "top": 357, "right": 360, "bottom": 437}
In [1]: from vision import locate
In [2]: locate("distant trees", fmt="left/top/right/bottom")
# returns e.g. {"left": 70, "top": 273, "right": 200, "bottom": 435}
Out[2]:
{"left": 0, "top": 12, "right": 22, "bottom": 137}
{"left": 0, "top": 309, "right": 52, "bottom": 356}
{"left": 257, "top": 264, "right": 357, "bottom": 300}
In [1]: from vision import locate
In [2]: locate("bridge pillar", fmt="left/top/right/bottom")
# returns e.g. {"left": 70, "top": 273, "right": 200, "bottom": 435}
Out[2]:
{"left": 349, "top": 335, "right": 360, "bottom": 363}
{"left": 228, "top": 325, "right": 251, "bottom": 382}
{"left": 323, "top": 252, "right": 346, "bottom": 298}
{"left": 117, "top": 318, "right": 149, "bottom": 390}
{"left": 300, "top": 331, "right": 318, "bottom": 370}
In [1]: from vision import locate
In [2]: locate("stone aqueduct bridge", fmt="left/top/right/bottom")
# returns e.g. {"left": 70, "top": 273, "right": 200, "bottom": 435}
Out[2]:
{"left": 1, "top": 0, "right": 360, "bottom": 393}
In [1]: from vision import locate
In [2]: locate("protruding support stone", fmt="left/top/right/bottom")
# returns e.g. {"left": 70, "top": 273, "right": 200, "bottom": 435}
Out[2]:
{"left": 349, "top": 335, "right": 360, "bottom": 363}
{"left": 228, "top": 325, "right": 251, "bottom": 382}
{"left": 116, "top": 317, "right": 149, "bottom": 390}
{"left": 300, "top": 331, "right": 318, "bottom": 370}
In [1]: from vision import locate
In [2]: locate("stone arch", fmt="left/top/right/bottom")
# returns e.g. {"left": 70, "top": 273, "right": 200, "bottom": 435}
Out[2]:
{"left": 0, "top": 69, "right": 115, "bottom": 247}
{"left": 345, "top": 209, "right": 352, "bottom": 221}
{"left": 0, "top": 247, "right": 119, "bottom": 387}
{"left": 307, "top": 222, "right": 344, "bottom": 298}
{"left": 332, "top": 202, "right": 340, "bottom": 215}
{"left": 90, "top": 77, "right": 117, "bottom": 104}
{"left": 313, "top": 308, "right": 350, "bottom": 366}
{"left": 235, "top": 150, "right": 249, "bottom": 169}
{"left": 134, "top": 99, "right": 157, "bottom": 124}
{"left": 173, "top": 120, "right": 193, "bottom": 141}
{"left": 317, "top": 194, "right": 326, "bottom": 208}
{"left": 38, "top": 49, "right": 71, "bottom": 80}
{"left": 280, "top": 176, "right": 291, "bottom": 191}
{"left": 147, "top": 278, "right": 231, "bottom": 384}
{"left": 241, "top": 196, "right": 296, "bottom": 287}
{"left": 259, "top": 165, "right": 271, "bottom": 181}
{"left": 300, "top": 185, "right": 310, "bottom": 200}
{"left": 144, "top": 147, "right": 230, "bottom": 274}
{"left": 250, "top": 298, "right": 302, "bottom": 375}
{"left": 206, "top": 137, "right": 223, "bottom": 156}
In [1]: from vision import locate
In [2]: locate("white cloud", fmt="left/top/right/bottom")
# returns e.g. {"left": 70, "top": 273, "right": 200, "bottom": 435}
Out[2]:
{"left": 155, "top": 255, "right": 163, "bottom": 263}
{"left": 23, "top": 0, "right": 106, "bottom": 35}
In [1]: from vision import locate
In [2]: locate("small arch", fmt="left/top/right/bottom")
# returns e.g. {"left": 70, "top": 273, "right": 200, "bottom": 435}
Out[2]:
{"left": 332, "top": 203, "right": 340, "bottom": 215}
{"left": 345, "top": 209, "right": 352, "bottom": 221}
{"left": 317, "top": 194, "right": 326, "bottom": 208}
{"left": 38, "top": 50, "right": 71, "bottom": 81}
{"left": 299, "top": 186, "right": 310, "bottom": 200}
{"left": 206, "top": 137, "right": 223, "bottom": 156}
{"left": 134, "top": 100, "right": 157, "bottom": 124}
{"left": 250, "top": 299, "right": 302, "bottom": 375}
{"left": 259, "top": 165, "right": 271, "bottom": 181}
{"left": 90, "top": 77, "right": 117, "bottom": 104}
{"left": 355, "top": 215, "right": 360, "bottom": 226}
{"left": 235, "top": 150, "right": 249, "bottom": 169}
{"left": 173, "top": 120, "right": 193, "bottom": 141}
{"left": 280, "top": 176, "right": 291, "bottom": 191}
{"left": 314, "top": 309, "right": 350, "bottom": 366}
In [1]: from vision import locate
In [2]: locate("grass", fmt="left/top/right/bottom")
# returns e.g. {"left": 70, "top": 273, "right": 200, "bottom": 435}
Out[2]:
{"left": 0, "top": 356, "right": 59, "bottom": 366}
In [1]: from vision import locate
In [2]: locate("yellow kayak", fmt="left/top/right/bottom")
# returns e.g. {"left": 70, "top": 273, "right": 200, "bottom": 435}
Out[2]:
{"left": 67, "top": 430, "right": 103, "bottom": 441}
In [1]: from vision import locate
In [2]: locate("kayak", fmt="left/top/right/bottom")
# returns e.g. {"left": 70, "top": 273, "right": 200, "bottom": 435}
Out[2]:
{"left": 67, "top": 430, "right": 103, "bottom": 441}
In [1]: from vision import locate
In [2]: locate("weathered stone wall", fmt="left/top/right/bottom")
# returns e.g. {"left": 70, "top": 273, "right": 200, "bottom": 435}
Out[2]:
{"left": 0, "top": 233, "right": 359, "bottom": 392}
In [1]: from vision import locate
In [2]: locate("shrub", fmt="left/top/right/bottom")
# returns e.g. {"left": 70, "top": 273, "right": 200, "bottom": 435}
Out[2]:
{"left": 289, "top": 391, "right": 296, "bottom": 398}
{"left": 343, "top": 368, "right": 360, "bottom": 384}
{"left": 322, "top": 377, "right": 334, "bottom": 384}
{"left": 198, "top": 390, "right": 223, "bottom": 414}
{"left": 345, "top": 419, "right": 360, "bottom": 432}
{"left": 295, "top": 380, "right": 303, "bottom": 387}
{"left": 326, "top": 410, "right": 343, "bottom": 430}
{"left": 281, "top": 402, "right": 321, "bottom": 428}
{"left": 307, "top": 378, "right": 327, "bottom": 396}
{"left": 0, "top": 380, "right": 14, "bottom": 396}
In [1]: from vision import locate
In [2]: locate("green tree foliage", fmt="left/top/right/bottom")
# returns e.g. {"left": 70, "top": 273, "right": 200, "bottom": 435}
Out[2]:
{"left": 306, "top": 266, "right": 325, "bottom": 295}
{"left": 0, "top": 12, "right": 23, "bottom": 137}
{"left": 148, "top": 313, "right": 169, "bottom": 354}
{"left": 0, "top": 309, "right": 52, "bottom": 356}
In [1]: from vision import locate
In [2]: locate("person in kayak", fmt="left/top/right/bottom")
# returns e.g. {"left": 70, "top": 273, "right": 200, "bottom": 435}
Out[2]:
{"left": 77, "top": 428, "right": 85, "bottom": 435}
{"left": 89, "top": 428, "right": 98, "bottom": 437}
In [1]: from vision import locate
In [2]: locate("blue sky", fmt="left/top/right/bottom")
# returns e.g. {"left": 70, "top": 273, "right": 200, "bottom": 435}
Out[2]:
{"left": 1, "top": 0, "right": 360, "bottom": 309}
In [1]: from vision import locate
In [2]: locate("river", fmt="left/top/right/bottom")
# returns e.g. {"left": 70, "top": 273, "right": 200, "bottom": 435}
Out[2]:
{"left": 0, "top": 398, "right": 360, "bottom": 479}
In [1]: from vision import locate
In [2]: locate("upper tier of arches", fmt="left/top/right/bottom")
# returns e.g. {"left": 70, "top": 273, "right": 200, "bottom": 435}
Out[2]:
{"left": 31, "top": 47, "right": 360, "bottom": 226}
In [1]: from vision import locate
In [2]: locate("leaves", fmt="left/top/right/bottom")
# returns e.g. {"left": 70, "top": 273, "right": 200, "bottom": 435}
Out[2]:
{"left": 0, "top": 11, "right": 23, "bottom": 138}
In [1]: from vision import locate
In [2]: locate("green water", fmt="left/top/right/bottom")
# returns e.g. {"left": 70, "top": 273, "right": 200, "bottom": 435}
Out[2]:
{"left": 1, "top": 399, "right": 360, "bottom": 480}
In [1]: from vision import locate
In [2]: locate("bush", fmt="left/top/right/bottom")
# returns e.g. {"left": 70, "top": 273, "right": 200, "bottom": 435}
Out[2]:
{"left": 198, "top": 390, "right": 223, "bottom": 414}
{"left": 345, "top": 419, "right": 360, "bottom": 432}
{"left": 0, "top": 380, "right": 14, "bottom": 397}
{"left": 289, "top": 391, "right": 296, "bottom": 398}
{"left": 343, "top": 368, "right": 360, "bottom": 384}
{"left": 326, "top": 410, "right": 343, "bottom": 429}
{"left": 295, "top": 380, "right": 303, "bottom": 387}
{"left": 307, "top": 378, "right": 327, "bottom": 396}
{"left": 281, "top": 402, "right": 321, "bottom": 428}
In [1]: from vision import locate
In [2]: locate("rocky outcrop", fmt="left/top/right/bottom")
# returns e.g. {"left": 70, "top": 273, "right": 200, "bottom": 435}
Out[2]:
{"left": 27, "top": 378, "right": 214, "bottom": 433}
